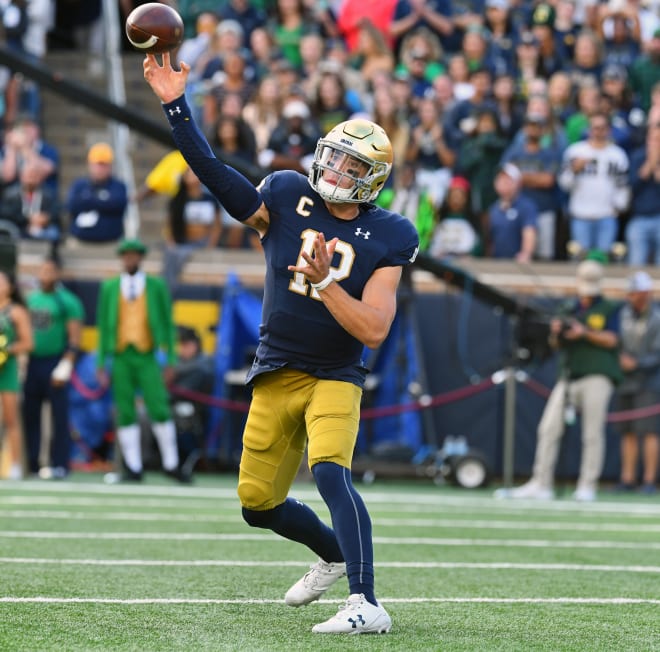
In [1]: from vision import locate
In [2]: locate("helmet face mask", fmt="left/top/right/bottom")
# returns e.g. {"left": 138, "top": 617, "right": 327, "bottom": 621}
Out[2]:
{"left": 309, "top": 119, "right": 393, "bottom": 204}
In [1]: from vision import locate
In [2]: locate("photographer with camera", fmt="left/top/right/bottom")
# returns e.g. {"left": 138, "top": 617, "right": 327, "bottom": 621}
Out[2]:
{"left": 501, "top": 258, "right": 622, "bottom": 502}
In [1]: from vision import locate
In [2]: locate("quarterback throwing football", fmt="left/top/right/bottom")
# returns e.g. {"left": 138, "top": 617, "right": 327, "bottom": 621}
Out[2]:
{"left": 144, "top": 52, "right": 419, "bottom": 634}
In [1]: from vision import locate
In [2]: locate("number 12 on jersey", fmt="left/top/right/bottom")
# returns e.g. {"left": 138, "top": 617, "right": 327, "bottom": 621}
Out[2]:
{"left": 289, "top": 229, "right": 356, "bottom": 299}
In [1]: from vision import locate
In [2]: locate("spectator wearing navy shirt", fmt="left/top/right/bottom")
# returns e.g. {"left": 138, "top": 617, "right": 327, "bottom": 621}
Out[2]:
{"left": 553, "top": 0, "right": 580, "bottom": 61}
{"left": 625, "top": 122, "right": 660, "bottom": 265}
{"left": 596, "top": 0, "right": 641, "bottom": 71}
{"left": 66, "top": 143, "right": 128, "bottom": 244}
{"left": 600, "top": 63, "right": 646, "bottom": 153}
{"left": 565, "top": 30, "right": 603, "bottom": 89}
{"left": 501, "top": 112, "right": 564, "bottom": 260}
{"left": 1, "top": 114, "right": 59, "bottom": 198}
{"left": 443, "top": 65, "right": 496, "bottom": 150}
{"left": 487, "top": 163, "right": 538, "bottom": 262}
{"left": 219, "top": 0, "right": 267, "bottom": 44}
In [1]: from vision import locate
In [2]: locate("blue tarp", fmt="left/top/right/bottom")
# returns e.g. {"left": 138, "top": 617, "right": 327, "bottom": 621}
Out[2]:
{"left": 206, "top": 273, "right": 261, "bottom": 460}
{"left": 69, "top": 352, "right": 114, "bottom": 462}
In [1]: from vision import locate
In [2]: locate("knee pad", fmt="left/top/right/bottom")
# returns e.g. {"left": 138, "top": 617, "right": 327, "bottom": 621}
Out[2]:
{"left": 237, "top": 477, "right": 273, "bottom": 511}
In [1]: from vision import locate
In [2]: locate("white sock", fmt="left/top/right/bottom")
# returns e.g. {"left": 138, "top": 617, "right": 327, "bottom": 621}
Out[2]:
{"left": 8, "top": 463, "right": 23, "bottom": 480}
{"left": 152, "top": 420, "right": 179, "bottom": 471}
{"left": 117, "top": 424, "right": 142, "bottom": 473}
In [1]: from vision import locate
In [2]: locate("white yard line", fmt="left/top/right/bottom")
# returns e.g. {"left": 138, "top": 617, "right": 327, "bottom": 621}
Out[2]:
{"left": 1, "top": 558, "right": 660, "bottom": 573}
{"left": 3, "top": 482, "right": 660, "bottom": 516}
{"left": 2, "top": 509, "right": 660, "bottom": 533}
{"left": 1, "top": 596, "right": 659, "bottom": 605}
{"left": 1, "top": 531, "right": 659, "bottom": 549}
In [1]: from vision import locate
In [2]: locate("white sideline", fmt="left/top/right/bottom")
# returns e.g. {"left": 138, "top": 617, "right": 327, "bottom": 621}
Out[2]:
{"left": 1, "top": 558, "right": 660, "bottom": 573}
{"left": 1, "top": 531, "right": 660, "bottom": 550}
{"left": 1, "top": 596, "right": 659, "bottom": 605}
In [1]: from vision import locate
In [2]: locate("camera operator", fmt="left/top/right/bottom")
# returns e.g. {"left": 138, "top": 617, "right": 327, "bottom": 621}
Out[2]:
{"left": 502, "top": 258, "right": 622, "bottom": 502}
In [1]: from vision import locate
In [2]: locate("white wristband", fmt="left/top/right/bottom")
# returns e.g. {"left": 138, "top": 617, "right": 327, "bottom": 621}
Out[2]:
{"left": 51, "top": 357, "right": 73, "bottom": 383}
{"left": 311, "top": 275, "right": 334, "bottom": 291}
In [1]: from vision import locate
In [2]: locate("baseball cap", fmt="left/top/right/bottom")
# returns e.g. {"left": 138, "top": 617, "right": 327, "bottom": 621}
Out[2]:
{"left": 486, "top": 0, "right": 509, "bottom": 10}
{"left": 518, "top": 31, "right": 539, "bottom": 46}
{"left": 88, "top": 142, "right": 114, "bottom": 164}
{"left": 499, "top": 162, "right": 522, "bottom": 183}
{"left": 628, "top": 271, "right": 653, "bottom": 292}
{"left": 576, "top": 259, "right": 604, "bottom": 296}
{"left": 602, "top": 63, "right": 628, "bottom": 81}
{"left": 116, "top": 238, "right": 148, "bottom": 256}
{"left": 532, "top": 3, "right": 555, "bottom": 27}
{"left": 216, "top": 19, "right": 244, "bottom": 38}
{"left": 273, "top": 58, "right": 297, "bottom": 73}
{"left": 449, "top": 176, "right": 471, "bottom": 191}
{"left": 282, "top": 99, "right": 310, "bottom": 120}
{"left": 525, "top": 112, "right": 547, "bottom": 125}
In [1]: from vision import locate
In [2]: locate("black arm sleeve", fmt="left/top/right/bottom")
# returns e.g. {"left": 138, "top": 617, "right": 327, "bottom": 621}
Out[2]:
{"left": 162, "top": 95, "right": 263, "bottom": 222}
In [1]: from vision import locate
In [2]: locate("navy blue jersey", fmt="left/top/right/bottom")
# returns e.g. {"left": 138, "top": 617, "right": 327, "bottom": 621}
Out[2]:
{"left": 248, "top": 170, "right": 419, "bottom": 388}
{"left": 161, "top": 95, "right": 419, "bottom": 387}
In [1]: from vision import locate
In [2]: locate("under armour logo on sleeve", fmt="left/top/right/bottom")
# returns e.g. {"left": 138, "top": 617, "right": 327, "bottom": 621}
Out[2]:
{"left": 168, "top": 106, "right": 182, "bottom": 116}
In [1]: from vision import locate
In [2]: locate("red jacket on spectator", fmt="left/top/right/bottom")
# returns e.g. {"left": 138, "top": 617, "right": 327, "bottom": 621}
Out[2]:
{"left": 337, "top": 0, "right": 397, "bottom": 52}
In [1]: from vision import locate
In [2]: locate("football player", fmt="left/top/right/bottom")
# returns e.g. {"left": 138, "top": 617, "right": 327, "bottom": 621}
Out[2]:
{"left": 144, "top": 52, "right": 419, "bottom": 635}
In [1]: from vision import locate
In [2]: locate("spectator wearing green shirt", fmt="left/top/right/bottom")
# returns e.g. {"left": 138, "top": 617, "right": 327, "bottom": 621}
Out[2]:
{"left": 23, "top": 257, "right": 84, "bottom": 479}
{"left": 564, "top": 82, "right": 601, "bottom": 144}
{"left": 629, "top": 28, "right": 660, "bottom": 113}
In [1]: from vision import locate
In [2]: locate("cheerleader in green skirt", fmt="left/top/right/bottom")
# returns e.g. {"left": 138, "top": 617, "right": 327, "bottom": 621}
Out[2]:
{"left": 0, "top": 271, "right": 33, "bottom": 479}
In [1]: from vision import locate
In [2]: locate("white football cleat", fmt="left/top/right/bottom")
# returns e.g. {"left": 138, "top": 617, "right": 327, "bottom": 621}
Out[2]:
{"left": 501, "top": 480, "right": 555, "bottom": 500}
{"left": 572, "top": 487, "right": 596, "bottom": 502}
{"left": 284, "top": 559, "right": 346, "bottom": 606}
{"left": 312, "top": 593, "right": 392, "bottom": 634}
{"left": 8, "top": 463, "right": 23, "bottom": 480}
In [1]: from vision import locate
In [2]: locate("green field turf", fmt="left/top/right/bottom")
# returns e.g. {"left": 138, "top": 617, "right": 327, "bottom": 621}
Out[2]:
{"left": 1, "top": 474, "right": 659, "bottom": 651}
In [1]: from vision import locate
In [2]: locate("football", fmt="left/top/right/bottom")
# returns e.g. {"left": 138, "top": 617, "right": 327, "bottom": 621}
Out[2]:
{"left": 125, "top": 3, "right": 184, "bottom": 54}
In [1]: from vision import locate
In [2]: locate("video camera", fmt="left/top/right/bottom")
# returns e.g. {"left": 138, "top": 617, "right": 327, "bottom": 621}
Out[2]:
{"left": 515, "top": 314, "right": 577, "bottom": 363}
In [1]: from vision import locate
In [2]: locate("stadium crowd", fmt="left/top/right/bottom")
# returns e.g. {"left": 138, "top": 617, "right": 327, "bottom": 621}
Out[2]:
{"left": 1, "top": 0, "right": 660, "bottom": 264}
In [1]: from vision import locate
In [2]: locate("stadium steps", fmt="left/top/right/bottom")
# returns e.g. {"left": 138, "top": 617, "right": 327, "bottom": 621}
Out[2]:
{"left": 39, "top": 51, "right": 171, "bottom": 246}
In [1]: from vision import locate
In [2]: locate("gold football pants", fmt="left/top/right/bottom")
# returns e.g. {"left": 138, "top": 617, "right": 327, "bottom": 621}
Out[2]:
{"left": 237, "top": 368, "right": 362, "bottom": 511}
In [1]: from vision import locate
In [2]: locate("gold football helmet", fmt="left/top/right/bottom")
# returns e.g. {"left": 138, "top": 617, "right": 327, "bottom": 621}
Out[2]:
{"left": 308, "top": 118, "right": 393, "bottom": 203}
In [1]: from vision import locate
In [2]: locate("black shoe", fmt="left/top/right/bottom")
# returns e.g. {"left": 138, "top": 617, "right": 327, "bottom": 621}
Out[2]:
{"left": 164, "top": 466, "right": 192, "bottom": 484}
{"left": 640, "top": 483, "right": 657, "bottom": 495}
{"left": 613, "top": 482, "right": 636, "bottom": 492}
{"left": 121, "top": 468, "right": 143, "bottom": 482}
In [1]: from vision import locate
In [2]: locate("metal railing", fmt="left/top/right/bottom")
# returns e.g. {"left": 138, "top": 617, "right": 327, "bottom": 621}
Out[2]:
{"left": 102, "top": 0, "right": 139, "bottom": 238}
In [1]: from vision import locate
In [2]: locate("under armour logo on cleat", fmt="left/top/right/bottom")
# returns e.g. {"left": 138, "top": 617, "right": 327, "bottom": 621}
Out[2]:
{"left": 348, "top": 615, "right": 366, "bottom": 629}
{"left": 355, "top": 227, "right": 370, "bottom": 240}
{"left": 169, "top": 106, "right": 182, "bottom": 115}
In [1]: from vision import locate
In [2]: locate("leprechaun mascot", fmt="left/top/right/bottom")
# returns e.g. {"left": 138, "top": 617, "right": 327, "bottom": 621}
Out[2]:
{"left": 96, "top": 238, "right": 190, "bottom": 482}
